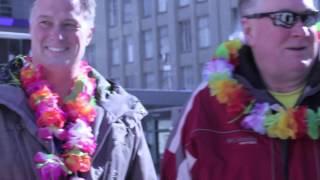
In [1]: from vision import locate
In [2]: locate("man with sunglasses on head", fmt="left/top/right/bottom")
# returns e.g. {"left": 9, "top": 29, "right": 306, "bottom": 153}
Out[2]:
{"left": 161, "top": 0, "right": 320, "bottom": 179}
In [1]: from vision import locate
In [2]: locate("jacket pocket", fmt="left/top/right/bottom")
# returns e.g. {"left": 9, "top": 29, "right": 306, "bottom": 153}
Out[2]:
{"left": 188, "top": 129, "right": 275, "bottom": 180}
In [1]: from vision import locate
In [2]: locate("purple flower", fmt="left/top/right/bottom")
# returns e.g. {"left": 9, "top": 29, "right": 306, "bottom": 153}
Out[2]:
{"left": 241, "top": 103, "right": 270, "bottom": 134}
{"left": 34, "top": 152, "right": 69, "bottom": 180}
{"left": 202, "top": 59, "right": 234, "bottom": 81}
{"left": 63, "top": 120, "right": 97, "bottom": 154}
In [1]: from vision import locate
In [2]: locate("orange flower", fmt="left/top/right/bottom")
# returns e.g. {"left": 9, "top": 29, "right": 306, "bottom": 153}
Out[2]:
{"left": 227, "top": 85, "right": 252, "bottom": 119}
{"left": 20, "top": 65, "right": 42, "bottom": 87}
{"left": 37, "top": 109, "right": 66, "bottom": 128}
{"left": 29, "top": 86, "right": 53, "bottom": 108}
{"left": 64, "top": 94, "right": 96, "bottom": 123}
{"left": 63, "top": 153, "right": 91, "bottom": 173}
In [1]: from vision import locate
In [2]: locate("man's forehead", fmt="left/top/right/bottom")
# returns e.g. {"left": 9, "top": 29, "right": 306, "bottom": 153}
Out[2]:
{"left": 32, "top": 0, "right": 83, "bottom": 15}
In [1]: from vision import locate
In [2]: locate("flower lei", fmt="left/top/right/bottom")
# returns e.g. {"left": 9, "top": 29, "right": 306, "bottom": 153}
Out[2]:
{"left": 20, "top": 57, "right": 97, "bottom": 179}
{"left": 204, "top": 31, "right": 320, "bottom": 140}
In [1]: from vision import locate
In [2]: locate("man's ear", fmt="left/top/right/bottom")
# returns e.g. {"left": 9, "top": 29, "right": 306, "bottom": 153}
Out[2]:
{"left": 241, "top": 18, "right": 253, "bottom": 46}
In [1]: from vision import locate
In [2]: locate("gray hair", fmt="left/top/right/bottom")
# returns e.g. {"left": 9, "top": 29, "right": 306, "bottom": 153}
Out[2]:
{"left": 228, "top": 0, "right": 259, "bottom": 41}
{"left": 30, "top": 0, "right": 96, "bottom": 28}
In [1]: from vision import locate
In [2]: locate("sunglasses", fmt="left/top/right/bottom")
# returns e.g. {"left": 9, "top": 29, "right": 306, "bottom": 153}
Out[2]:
{"left": 243, "top": 10, "right": 319, "bottom": 28}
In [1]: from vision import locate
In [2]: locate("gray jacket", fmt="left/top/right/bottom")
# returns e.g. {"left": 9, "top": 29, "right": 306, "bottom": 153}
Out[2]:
{"left": 0, "top": 59, "right": 157, "bottom": 180}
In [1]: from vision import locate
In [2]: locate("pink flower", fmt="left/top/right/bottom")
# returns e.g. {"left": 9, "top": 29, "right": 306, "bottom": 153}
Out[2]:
{"left": 63, "top": 120, "right": 96, "bottom": 154}
{"left": 34, "top": 152, "right": 69, "bottom": 180}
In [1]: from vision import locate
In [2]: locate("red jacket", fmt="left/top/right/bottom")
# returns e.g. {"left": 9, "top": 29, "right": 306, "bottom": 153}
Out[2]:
{"left": 161, "top": 46, "right": 320, "bottom": 180}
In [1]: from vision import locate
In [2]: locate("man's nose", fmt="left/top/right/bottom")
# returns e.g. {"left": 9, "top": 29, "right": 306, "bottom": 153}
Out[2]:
{"left": 49, "top": 26, "right": 64, "bottom": 40}
{"left": 290, "top": 20, "right": 311, "bottom": 37}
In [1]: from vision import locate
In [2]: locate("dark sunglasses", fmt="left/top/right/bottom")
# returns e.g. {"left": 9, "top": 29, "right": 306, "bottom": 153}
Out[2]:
{"left": 243, "top": 10, "right": 319, "bottom": 28}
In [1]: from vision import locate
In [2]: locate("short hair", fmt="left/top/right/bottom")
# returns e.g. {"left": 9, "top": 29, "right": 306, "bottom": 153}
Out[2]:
{"left": 30, "top": 0, "right": 96, "bottom": 28}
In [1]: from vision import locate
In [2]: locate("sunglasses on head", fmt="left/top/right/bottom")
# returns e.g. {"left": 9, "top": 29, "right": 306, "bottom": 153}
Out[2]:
{"left": 243, "top": 10, "right": 319, "bottom": 28}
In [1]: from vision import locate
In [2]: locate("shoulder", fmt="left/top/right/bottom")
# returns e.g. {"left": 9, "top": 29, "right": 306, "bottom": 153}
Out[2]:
{"left": 0, "top": 56, "right": 24, "bottom": 86}
{"left": 91, "top": 70, "right": 147, "bottom": 124}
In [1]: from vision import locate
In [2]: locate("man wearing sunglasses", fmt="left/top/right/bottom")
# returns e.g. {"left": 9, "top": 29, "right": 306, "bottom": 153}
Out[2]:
{"left": 161, "top": 0, "right": 320, "bottom": 179}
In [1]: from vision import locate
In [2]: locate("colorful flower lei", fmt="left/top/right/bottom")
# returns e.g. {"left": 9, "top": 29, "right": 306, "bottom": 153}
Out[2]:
{"left": 20, "top": 57, "right": 97, "bottom": 179}
{"left": 204, "top": 37, "right": 320, "bottom": 140}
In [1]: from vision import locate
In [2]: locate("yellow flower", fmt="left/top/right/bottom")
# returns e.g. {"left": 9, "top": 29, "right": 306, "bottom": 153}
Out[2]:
{"left": 212, "top": 80, "right": 238, "bottom": 104}
{"left": 267, "top": 109, "right": 298, "bottom": 139}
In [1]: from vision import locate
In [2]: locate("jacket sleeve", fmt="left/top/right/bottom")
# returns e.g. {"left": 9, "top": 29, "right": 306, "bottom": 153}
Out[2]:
{"left": 124, "top": 97, "right": 158, "bottom": 180}
{"left": 126, "top": 119, "right": 158, "bottom": 180}
{"left": 161, "top": 83, "right": 207, "bottom": 180}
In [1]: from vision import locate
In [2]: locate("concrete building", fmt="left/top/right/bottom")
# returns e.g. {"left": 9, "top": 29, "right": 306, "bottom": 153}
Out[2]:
{"left": 94, "top": 0, "right": 239, "bottom": 90}
{"left": 2, "top": 0, "right": 320, "bottom": 172}
{"left": 93, "top": 0, "right": 240, "bottom": 171}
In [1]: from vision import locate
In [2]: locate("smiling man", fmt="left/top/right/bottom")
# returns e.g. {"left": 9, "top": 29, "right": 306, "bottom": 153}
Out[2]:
{"left": 161, "top": 0, "right": 320, "bottom": 179}
{"left": 0, "top": 0, "right": 157, "bottom": 179}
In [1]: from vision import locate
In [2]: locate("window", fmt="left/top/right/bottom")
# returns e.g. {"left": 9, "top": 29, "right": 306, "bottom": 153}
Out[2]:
{"left": 179, "top": 20, "right": 192, "bottom": 53}
{"left": 123, "top": 0, "right": 132, "bottom": 23}
{"left": 109, "top": 0, "right": 118, "bottom": 26}
{"left": 0, "top": 0, "right": 12, "bottom": 17}
{"left": 179, "top": 0, "right": 190, "bottom": 7}
{"left": 161, "top": 70, "right": 172, "bottom": 89}
{"left": 84, "top": 44, "right": 95, "bottom": 66}
{"left": 142, "top": 0, "right": 152, "bottom": 17}
{"left": 181, "top": 66, "right": 194, "bottom": 90}
{"left": 198, "top": 16, "right": 210, "bottom": 48}
{"left": 144, "top": 73, "right": 156, "bottom": 89}
{"left": 125, "top": 75, "right": 135, "bottom": 88}
{"left": 159, "top": 26, "right": 169, "bottom": 60}
{"left": 158, "top": 0, "right": 168, "bottom": 13}
{"left": 110, "top": 39, "right": 120, "bottom": 65}
{"left": 125, "top": 35, "right": 134, "bottom": 63}
{"left": 143, "top": 30, "right": 154, "bottom": 59}
{"left": 196, "top": 0, "right": 207, "bottom": 2}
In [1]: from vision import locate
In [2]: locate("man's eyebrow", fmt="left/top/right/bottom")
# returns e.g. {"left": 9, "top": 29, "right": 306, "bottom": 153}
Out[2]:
{"left": 36, "top": 15, "right": 51, "bottom": 19}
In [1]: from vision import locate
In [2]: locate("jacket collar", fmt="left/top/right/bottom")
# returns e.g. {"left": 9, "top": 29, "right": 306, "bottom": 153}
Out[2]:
{"left": 0, "top": 65, "right": 147, "bottom": 152}
{"left": 235, "top": 45, "right": 320, "bottom": 91}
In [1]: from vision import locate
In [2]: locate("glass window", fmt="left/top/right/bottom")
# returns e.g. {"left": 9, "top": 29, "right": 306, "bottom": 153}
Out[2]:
{"left": 0, "top": 0, "right": 12, "bottom": 17}
{"left": 161, "top": 70, "right": 172, "bottom": 89}
{"left": 159, "top": 26, "right": 169, "bottom": 59}
{"left": 198, "top": 16, "right": 210, "bottom": 48}
{"left": 179, "top": 0, "right": 190, "bottom": 7}
{"left": 84, "top": 44, "right": 95, "bottom": 66}
{"left": 123, "top": 0, "right": 132, "bottom": 23}
{"left": 110, "top": 39, "right": 120, "bottom": 65}
{"left": 142, "top": 0, "right": 152, "bottom": 17}
{"left": 125, "top": 35, "right": 134, "bottom": 63}
{"left": 109, "top": 0, "right": 118, "bottom": 26}
{"left": 179, "top": 20, "right": 192, "bottom": 53}
{"left": 181, "top": 66, "right": 194, "bottom": 90}
{"left": 125, "top": 75, "right": 135, "bottom": 88}
{"left": 144, "top": 73, "right": 156, "bottom": 89}
{"left": 158, "top": 0, "right": 168, "bottom": 13}
{"left": 143, "top": 30, "right": 153, "bottom": 59}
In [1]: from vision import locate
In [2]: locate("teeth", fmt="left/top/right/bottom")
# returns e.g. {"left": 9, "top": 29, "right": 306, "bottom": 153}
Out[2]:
{"left": 47, "top": 47, "right": 65, "bottom": 52}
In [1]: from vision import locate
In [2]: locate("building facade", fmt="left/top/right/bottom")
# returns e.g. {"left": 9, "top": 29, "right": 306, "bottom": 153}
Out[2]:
{"left": 94, "top": 0, "right": 239, "bottom": 91}
{"left": 93, "top": 0, "right": 239, "bottom": 171}
{"left": 2, "top": 0, "right": 319, "bottom": 173}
